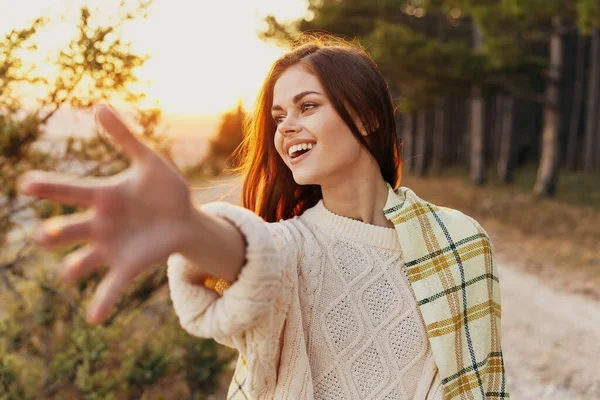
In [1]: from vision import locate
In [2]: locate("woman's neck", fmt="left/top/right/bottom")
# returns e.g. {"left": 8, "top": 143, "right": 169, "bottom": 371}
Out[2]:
{"left": 320, "top": 175, "right": 394, "bottom": 229}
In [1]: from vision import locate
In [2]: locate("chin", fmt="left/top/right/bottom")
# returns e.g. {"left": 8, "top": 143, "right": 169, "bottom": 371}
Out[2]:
{"left": 291, "top": 170, "right": 320, "bottom": 186}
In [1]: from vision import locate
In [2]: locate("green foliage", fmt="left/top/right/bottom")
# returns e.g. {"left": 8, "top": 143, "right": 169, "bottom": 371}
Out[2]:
{"left": 368, "top": 20, "right": 483, "bottom": 109}
{"left": 0, "top": 354, "right": 38, "bottom": 400}
{"left": 182, "top": 337, "right": 235, "bottom": 396}
{"left": 120, "top": 336, "right": 174, "bottom": 397}
{"left": 0, "top": 2, "right": 234, "bottom": 398}
{"left": 577, "top": 0, "right": 600, "bottom": 34}
{"left": 260, "top": 0, "right": 600, "bottom": 111}
{"left": 0, "top": 257, "right": 233, "bottom": 399}
{"left": 302, "top": 0, "right": 387, "bottom": 38}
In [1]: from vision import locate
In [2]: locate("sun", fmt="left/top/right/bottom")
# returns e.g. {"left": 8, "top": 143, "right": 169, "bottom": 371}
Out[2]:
{"left": 127, "top": 0, "right": 309, "bottom": 116}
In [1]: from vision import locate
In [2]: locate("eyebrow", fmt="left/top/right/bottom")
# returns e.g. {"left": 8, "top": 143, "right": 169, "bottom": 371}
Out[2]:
{"left": 271, "top": 91, "right": 323, "bottom": 112}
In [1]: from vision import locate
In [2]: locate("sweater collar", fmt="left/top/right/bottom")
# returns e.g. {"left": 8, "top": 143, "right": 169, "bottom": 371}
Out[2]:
{"left": 300, "top": 184, "right": 400, "bottom": 250}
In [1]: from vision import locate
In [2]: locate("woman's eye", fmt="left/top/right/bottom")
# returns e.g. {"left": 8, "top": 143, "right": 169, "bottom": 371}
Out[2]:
{"left": 301, "top": 103, "right": 317, "bottom": 112}
{"left": 273, "top": 103, "right": 317, "bottom": 124}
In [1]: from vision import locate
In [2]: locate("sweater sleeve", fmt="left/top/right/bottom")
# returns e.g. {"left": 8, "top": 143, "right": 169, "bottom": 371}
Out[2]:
{"left": 166, "top": 201, "right": 297, "bottom": 393}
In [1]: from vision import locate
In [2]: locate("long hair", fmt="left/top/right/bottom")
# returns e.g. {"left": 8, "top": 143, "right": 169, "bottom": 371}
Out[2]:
{"left": 230, "top": 36, "right": 402, "bottom": 222}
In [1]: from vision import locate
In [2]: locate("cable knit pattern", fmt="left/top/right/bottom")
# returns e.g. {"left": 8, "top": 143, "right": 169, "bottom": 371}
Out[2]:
{"left": 299, "top": 202, "right": 443, "bottom": 400}
{"left": 167, "top": 198, "right": 445, "bottom": 399}
{"left": 167, "top": 201, "right": 295, "bottom": 396}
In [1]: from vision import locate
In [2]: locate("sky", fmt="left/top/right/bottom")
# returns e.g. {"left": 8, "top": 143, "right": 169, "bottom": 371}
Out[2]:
{"left": 0, "top": 0, "right": 309, "bottom": 117}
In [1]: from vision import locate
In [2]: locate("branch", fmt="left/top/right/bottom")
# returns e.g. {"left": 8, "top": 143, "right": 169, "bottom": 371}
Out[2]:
{"left": 0, "top": 241, "right": 31, "bottom": 273}
{"left": 39, "top": 71, "right": 86, "bottom": 125}
{"left": 0, "top": 269, "right": 23, "bottom": 303}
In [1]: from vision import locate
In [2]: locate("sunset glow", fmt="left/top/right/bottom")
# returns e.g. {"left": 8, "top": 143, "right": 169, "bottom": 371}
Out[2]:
{"left": 0, "top": 0, "right": 309, "bottom": 115}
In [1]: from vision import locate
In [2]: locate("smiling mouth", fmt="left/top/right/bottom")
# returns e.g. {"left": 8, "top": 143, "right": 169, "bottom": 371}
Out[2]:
{"left": 290, "top": 147, "right": 312, "bottom": 159}
{"left": 289, "top": 145, "right": 315, "bottom": 163}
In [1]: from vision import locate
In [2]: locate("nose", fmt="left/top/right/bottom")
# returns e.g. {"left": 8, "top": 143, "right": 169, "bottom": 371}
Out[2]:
{"left": 278, "top": 115, "right": 302, "bottom": 136}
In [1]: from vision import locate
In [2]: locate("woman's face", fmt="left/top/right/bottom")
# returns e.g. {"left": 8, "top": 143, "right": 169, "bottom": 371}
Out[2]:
{"left": 272, "top": 65, "right": 368, "bottom": 187}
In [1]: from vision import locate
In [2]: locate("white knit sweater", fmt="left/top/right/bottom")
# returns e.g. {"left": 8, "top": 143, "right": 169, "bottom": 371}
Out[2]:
{"left": 167, "top": 198, "right": 445, "bottom": 399}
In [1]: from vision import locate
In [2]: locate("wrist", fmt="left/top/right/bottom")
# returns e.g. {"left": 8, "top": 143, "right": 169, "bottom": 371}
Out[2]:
{"left": 174, "top": 202, "right": 245, "bottom": 284}
{"left": 176, "top": 202, "right": 206, "bottom": 260}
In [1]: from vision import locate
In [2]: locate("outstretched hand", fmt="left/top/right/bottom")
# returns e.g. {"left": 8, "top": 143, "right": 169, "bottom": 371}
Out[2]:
{"left": 18, "top": 104, "right": 194, "bottom": 326}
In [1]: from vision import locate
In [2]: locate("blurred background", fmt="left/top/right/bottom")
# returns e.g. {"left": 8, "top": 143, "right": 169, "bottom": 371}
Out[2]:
{"left": 1, "top": 0, "right": 599, "bottom": 399}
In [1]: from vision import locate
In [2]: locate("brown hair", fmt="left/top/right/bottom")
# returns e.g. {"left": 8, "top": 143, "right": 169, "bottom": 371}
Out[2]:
{"left": 230, "top": 36, "right": 402, "bottom": 222}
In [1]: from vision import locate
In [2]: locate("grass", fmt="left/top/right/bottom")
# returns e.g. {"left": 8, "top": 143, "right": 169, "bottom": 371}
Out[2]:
{"left": 401, "top": 165, "right": 600, "bottom": 299}
{"left": 437, "top": 163, "right": 600, "bottom": 210}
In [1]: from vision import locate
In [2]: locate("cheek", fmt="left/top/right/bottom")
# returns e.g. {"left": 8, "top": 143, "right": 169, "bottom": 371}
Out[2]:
{"left": 328, "top": 127, "right": 364, "bottom": 161}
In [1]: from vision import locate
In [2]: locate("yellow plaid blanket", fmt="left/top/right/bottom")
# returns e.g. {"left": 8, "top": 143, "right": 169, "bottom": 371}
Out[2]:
{"left": 225, "top": 184, "right": 509, "bottom": 399}
{"left": 382, "top": 184, "right": 508, "bottom": 399}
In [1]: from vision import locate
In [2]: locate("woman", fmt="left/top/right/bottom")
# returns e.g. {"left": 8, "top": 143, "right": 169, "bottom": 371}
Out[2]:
{"left": 18, "top": 37, "right": 509, "bottom": 399}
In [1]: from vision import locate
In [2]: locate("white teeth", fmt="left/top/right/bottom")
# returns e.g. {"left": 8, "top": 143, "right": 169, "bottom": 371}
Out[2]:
{"left": 288, "top": 143, "right": 315, "bottom": 157}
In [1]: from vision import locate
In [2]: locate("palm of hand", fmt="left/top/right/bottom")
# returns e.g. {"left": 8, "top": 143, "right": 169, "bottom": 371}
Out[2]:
{"left": 18, "top": 104, "right": 194, "bottom": 326}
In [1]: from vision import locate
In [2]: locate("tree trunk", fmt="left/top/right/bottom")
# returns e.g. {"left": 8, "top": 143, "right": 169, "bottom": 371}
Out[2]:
{"left": 414, "top": 111, "right": 427, "bottom": 176}
{"left": 493, "top": 94, "right": 504, "bottom": 164}
{"left": 461, "top": 98, "right": 470, "bottom": 166}
{"left": 584, "top": 29, "right": 599, "bottom": 173}
{"left": 470, "top": 23, "right": 486, "bottom": 185}
{"left": 534, "top": 17, "right": 563, "bottom": 197}
{"left": 596, "top": 92, "right": 600, "bottom": 170}
{"left": 597, "top": 105, "right": 600, "bottom": 170}
{"left": 431, "top": 98, "right": 445, "bottom": 175}
{"left": 401, "top": 112, "right": 414, "bottom": 172}
{"left": 566, "top": 34, "right": 586, "bottom": 171}
{"left": 470, "top": 86, "right": 485, "bottom": 184}
{"left": 497, "top": 94, "right": 515, "bottom": 183}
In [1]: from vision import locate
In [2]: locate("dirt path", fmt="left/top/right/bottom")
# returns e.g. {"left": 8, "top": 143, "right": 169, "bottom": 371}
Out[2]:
{"left": 498, "top": 254, "right": 600, "bottom": 399}
{"left": 191, "top": 175, "right": 600, "bottom": 399}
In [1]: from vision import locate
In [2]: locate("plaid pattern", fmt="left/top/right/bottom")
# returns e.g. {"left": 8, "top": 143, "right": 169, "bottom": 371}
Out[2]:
{"left": 227, "top": 355, "right": 250, "bottom": 399}
{"left": 383, "top": 184, "right": 509, "bottom": 399}
{"left": 225, "top": 185, "right": 509, "bottom": 399}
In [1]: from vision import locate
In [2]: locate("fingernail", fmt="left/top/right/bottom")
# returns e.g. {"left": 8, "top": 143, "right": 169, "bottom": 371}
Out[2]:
{"left": 44, "top": 220, "right": 62, "bottom": 237}
{"left": 17, "top": 172, "right": 40, "bottom": 193}
{"left": 86, "top": 300, "right": 101, "bottom": 325}
{"left": 86, "top": 308, "right": 98, "bottom": 325}
{"left": 61, "top": 257, "right": 80, "bottom": 281}
{"left": 95, "top": 102, "right": 113, "bottom": 115}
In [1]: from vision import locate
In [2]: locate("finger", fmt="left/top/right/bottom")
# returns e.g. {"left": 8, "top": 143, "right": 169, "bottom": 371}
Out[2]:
{"left": 86, "top": 268, "right": 130, "bottom": 326}
{"left": 32, "top": 211, "right": 94, "bottom": 248}
{"left": 95, "top": 103, "right": 149, "bottom": 161}
{"left": 18, "top": 171, "right": 99, "bottom": 206}
{"left": 61, "top": 245, "right": 106, "bottom": 283}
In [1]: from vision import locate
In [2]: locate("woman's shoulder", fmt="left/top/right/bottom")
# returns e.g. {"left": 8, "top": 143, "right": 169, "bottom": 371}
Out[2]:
{"left": 396, "top": 186, "right": 492, "bottom": 243}
{"left": 266, "top": 214, "right": 314, "bottom": 245}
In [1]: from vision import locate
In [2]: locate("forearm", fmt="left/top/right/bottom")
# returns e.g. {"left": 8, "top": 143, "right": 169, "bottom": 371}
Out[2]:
{"left": 167, "top": 200, "right": 291, "bottom": 349}
{"left": 177, "top": 204, "right": 247, "bottom": 284}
